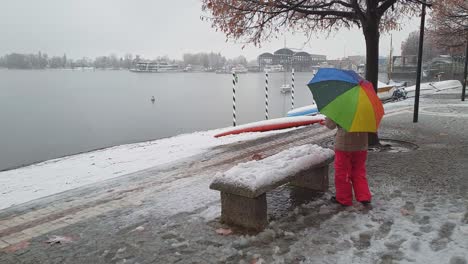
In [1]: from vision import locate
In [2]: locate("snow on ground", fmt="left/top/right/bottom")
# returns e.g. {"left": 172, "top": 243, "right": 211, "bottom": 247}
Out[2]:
{"left": 185, "top": 190, "right": 468, "bottom": 263}
{"left": 212, "top": 144, "right": 333, "bottom": 192}
{"left": 0, "top": 127, "right": 298, "bottom": 210}
{"left": 279, "top": 194, "right": 468, "bottom": 263}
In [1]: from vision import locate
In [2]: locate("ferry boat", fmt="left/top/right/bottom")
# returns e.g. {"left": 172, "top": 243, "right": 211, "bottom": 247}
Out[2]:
{"left": 231, "top": 65, "right": 248, "bottom": 74}
{"left": 264, "top": 64, "right": 284, "bottom": 72}
{"left": 215, "top": 65, "right": 248, "bottom": 74}
{"left": 130, "top": 61, "right": 180, "bottom": 73}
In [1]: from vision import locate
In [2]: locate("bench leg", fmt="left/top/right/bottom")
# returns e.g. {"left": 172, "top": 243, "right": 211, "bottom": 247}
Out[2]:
{"left": 220, "top": 192, "right": 267, "bottom": 231}
{"left": 290, "top": 165, "right": 329, "bottom": 192}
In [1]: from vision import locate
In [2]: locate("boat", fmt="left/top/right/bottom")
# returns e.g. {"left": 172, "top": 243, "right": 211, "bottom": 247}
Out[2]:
{"left": 377, "top": 81, "right": 397, "bottom": 101}
{"left": 318, "top": 63, "right": 333, "bottom": 69}
{"left": 130, "top": 61, "right": 180, "bottom": 73}
{"left": 280, "top": 84, "right": 292, "bottom": 93}
{"left": 357, "top": 64, "right": 366, "bottom": 75}
{"left": 215, "top": 68, "right": 229, "bottom": 74}
{"left": 247, "top": 65, "right": 261, "bottom": 72}
{"left": 404, "top": 80, "right": 462, "bottom": 98}
{"left": 279, "top": 67, "right": 292, "bottom": 93}
{"left": 287, "top": 104, "right": 319, "bottom": 117}
{"left": 214, "top": 115, "right": 325, "bottom": 138}
{"left": 231, "top": 65, "right": 248, "bottom": 74}
{"left": 264, "top": 64, "right": 284, "bottom": 72}
{"left": 215, "top": 65, "right": 248, "bottom": 74}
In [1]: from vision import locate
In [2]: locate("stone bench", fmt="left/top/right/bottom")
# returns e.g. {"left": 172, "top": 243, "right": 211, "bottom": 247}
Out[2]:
{"left": 209, "top": 144, "right": 334, "bottom": 231}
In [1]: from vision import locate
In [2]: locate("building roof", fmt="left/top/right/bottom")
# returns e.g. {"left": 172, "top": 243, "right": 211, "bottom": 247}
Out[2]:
{"left": 258, "top": 52, "right": 274, "bottom": 58}
{"left": 293, "top": 51, "right": 311, "bottom": 57}
{"left": 258, "top": 49, "right": 326, "bottom": 62}
{"left": 274, "top": 48, "right": 294, "bottom": 55}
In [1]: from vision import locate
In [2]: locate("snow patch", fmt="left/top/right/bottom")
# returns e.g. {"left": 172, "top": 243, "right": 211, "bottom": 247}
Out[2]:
{"left": 211, "top": 144, "right": 334, "bottom": 192}
{"left": 0, "top": 127, "right": 295, "bottom": 210}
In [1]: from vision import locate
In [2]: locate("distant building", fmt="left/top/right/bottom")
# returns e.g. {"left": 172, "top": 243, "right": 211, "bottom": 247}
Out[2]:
{"left": 325, "top": 59, "right": 354, "bottom": 70}
{"left": 258, "top": 48, "right": 326, "bottom": 72}
{"left": 347, "top": 55, "right": 366, "bottom": 65}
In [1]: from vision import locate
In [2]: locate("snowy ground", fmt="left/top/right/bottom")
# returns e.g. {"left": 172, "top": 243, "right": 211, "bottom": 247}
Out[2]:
{"left": 185, "top": 191, "right": 468, "bottom": 264}
{"left": 0, "top": 127, "right": 298, "bottom": 210}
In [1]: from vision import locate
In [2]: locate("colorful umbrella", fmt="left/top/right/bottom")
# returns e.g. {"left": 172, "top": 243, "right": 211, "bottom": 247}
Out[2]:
{"left": 307, "top": 68, "right": 384, "bottom": 132}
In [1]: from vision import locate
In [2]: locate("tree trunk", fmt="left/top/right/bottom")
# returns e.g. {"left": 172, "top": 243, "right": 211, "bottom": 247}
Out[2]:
{"left": 363, "top": 18, "right": 381, "bottom": 146}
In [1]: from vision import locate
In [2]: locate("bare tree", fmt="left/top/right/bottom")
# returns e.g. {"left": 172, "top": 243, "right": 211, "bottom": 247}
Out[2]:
{"left": 401, "top": 31, "right": 442, "bottom": 61}
{"left": 201, "top": 0, "right": 426, "bottom": 145}
{"left": 429, "top": 0, "right": 468, "bottom": 55}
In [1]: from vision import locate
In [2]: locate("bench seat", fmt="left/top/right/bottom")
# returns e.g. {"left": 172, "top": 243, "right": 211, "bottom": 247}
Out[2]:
{"left": 210, "top": 144, "right": 334, "bottom": 230}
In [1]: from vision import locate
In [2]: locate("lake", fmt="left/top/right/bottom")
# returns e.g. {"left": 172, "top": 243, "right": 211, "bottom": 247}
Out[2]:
{"left": 0, "top": 69, "right": 316, "bottom": 171}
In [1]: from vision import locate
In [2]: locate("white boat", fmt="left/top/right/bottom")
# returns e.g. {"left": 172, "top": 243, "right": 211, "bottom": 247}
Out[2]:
{"left": 76, "top": 66, "right": 95, "bottom": 71}
{"left": 404, "top": 80, "right": 462, "bottom": 97}
{"left": 231, "top": 65, "right": 248, "bottom": 74}
{"left": 215, "top": 68, "right": 229, "bottom": 74}
{"left": 287, "top": 104, "right": 319, "bottom": 117}
{"left": 357, "top": 64, "right": 366, "bottom": 75}
{"left": 264, "top": 64, "right": 284, "bottom": 72}
{"left": 377, "top": 81, "right": 397, "bottom": 101}
{"left": 280, "top": 84, "right": 292, "bottom": 93}
{"left": 130, "top": 61, "right": 180, "bottom": 73}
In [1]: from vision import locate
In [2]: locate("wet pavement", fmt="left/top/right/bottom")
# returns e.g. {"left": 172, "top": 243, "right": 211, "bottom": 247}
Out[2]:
{"left": 1, "top": 95, "right": 467, "bottom": 263}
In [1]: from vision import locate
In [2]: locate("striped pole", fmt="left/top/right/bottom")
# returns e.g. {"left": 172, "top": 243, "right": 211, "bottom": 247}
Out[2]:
{"left": 232, "top": 72, "right": 237, "bottom": 127}
{"left": 291, "top": 68, "right": 295, "bottom": 110}
{"left": 265, "top": 70, "right": 269, "bottom": 120}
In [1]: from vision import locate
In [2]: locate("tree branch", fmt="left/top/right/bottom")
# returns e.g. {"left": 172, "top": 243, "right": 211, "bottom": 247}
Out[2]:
{"left": 289, "top": 8, "right": 358, "bottom": 19}
{"left": 377, "top": 0, "right": 398, "bottom": 17}
{"left": 350, "top": 0, "right": 366, "bottom": 21}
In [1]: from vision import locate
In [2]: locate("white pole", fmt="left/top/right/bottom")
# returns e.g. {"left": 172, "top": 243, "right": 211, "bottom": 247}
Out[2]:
{"left": 232, "top": 72, "right": 237, "bottom": 127}
{"left": 291, "top": 68, "right": 295, "bottom": 110}
{"left": 265, "top": 70, "right": 269, "bottom": 120}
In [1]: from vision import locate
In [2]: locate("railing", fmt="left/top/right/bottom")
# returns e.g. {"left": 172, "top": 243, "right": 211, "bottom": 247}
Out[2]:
{"left": 426, "top": 56, "right": 466, "bottom": 82}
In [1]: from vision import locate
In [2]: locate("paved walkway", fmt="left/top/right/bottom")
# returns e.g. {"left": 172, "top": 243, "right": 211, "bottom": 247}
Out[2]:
{"left": 0, "top": 121, "right": 338, "bottom": 257}
{"left": 0, "top": 95, "right": 467, "bottom": 263}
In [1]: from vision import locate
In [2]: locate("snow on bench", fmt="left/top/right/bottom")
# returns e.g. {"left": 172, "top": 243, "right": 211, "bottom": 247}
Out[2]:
{"left": 210, "top": 144, "right": 334, "bottom": 230}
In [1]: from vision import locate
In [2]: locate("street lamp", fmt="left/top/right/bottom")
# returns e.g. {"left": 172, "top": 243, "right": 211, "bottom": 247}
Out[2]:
{"left": 462, "top": 33, "right": 468, "bottom": 101}
{"left": 413, "top": 1, "right": 430, "bottom": 123}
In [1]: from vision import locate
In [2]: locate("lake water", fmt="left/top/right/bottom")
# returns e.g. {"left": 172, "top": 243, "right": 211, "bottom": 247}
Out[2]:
{"left": 0, "top": 69, "right": 316, "bottom": 171}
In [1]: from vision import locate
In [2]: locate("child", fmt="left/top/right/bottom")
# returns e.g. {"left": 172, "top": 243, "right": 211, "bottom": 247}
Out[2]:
{"left": 324, "top": 117, "right": 372, "bottom": 206}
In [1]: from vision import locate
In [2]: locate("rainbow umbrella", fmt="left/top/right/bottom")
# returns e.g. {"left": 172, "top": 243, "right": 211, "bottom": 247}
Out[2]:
{"left": 307, "top": 68, "right": 384, "bottom": 132}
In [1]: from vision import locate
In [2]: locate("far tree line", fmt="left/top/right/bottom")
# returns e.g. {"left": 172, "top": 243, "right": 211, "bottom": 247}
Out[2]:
{"left": 0, "top": 52, "right": 250, "bottom": 70}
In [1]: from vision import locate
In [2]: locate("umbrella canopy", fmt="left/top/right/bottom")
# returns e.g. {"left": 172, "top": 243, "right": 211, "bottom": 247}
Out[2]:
{"left": 307, "top": 68, "right": 384, "bottom": 132}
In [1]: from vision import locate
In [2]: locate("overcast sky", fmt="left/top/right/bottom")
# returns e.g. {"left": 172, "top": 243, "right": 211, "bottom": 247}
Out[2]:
{"left": 0, "top": 0, "right": 421, "bottom": 61}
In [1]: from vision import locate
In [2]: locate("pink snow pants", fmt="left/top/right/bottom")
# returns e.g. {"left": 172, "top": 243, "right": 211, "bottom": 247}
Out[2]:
{"left": 334, "top": 150, "right": 372, "bottom": 206}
